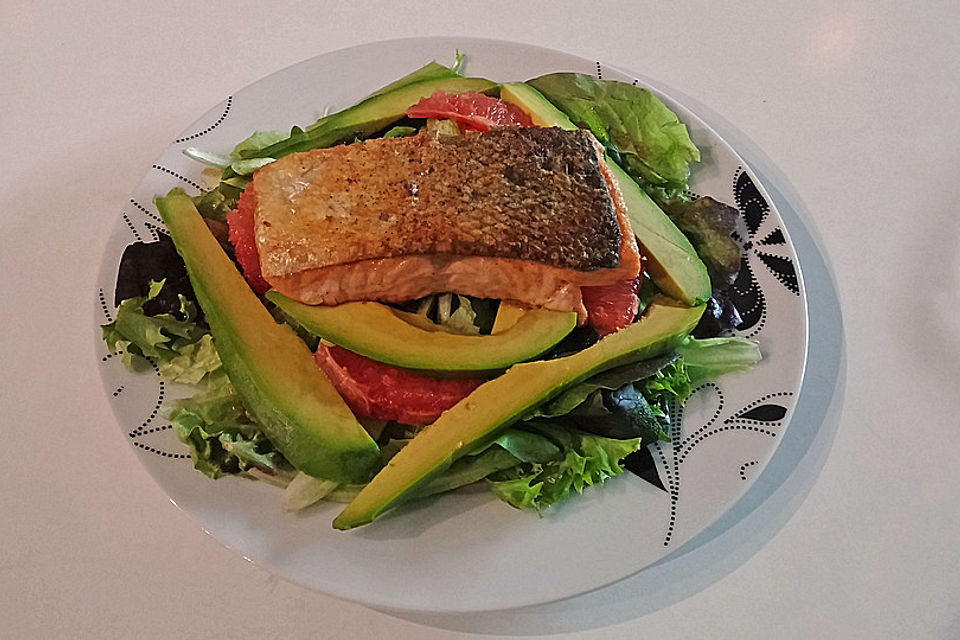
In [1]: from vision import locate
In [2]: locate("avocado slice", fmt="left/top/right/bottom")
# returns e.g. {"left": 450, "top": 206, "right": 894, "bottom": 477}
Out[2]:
{"left": 155, "top": 189, "right": 381, "bottom": 483}
{"left": 610, "top": 161, "right": 712, "bottom": 305}
{"left": 500, "top": 83, "right": 711, "bottom": 306}
{"left": 500, "top": 82, "right": 575, "bottom": 128}
{"left": 333, "top": 296, "right": 704, "bottom": 529}
{"left": 252, "top": 76, "right": 500, "bottom": 161}
{"left": 490, "top": 302, "right": 526, "bottom": 333}
{"left": 345, "top": 59, "right": 462, "bottom": 104}
{"left": 266, "top": 292, "right": 577, "bottom": 372}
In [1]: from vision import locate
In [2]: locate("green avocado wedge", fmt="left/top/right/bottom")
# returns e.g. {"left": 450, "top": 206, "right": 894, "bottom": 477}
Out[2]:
{"left": 342, "top": 58, "right": 464, "bottom": 104}
{"left": 266, "top": 292, "right": 577, "bottom": 372}
{"left": 608, "top": 162, "right": 711, "bottom": 305}
{"left": 500, "top": 82, "right": 575, "bottom": 128}
{"left": 250, "top": 75, "right": 500, "bottom": 161}
{"left": 500, "top": 83, "right": 711, "bottom": 306}
{"left": 333, "top": 296, "right": 704, "bottom": 530}
{"left": 155, "top": 189, "right": 381, "bottom": 483}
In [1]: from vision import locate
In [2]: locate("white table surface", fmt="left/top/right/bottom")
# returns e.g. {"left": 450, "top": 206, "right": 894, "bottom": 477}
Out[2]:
{"left": 3, "top": 2, "right": 958, "bottom": 638}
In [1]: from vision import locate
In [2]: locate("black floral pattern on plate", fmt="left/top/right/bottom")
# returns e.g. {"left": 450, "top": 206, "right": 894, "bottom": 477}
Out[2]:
{"left": 728, "top": 167, "right": 800, "bottom": 336}
{"left": 649, "top": 385, "right": 792, "bottom": 546}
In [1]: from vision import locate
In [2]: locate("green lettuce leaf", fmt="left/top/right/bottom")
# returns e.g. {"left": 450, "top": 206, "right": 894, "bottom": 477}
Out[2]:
{"left": 168, "top": 372, "right": 294, "bottom": 482}
{"left": 301, "top": 424, "right": 640, "bottom": 512}
{"left": 175, "top": 422, "right": 292, "bottom": 482}
{"left": 677, "top": 336, "right": 762, "bottom": 383}
{"left": 312, "top": 446, "right": 523, "bottom": 507}
{"left": 167, "top": 370, "right": 244, "bottom": 426}
{"left": 417, "top": 447, "right": 520, "bottom": 497}
{"left": 101, "top": 280, "right": 221, "bottom": 383}
{"left": 156, "top": 333, "right": 220, "bottom": 384}
{"left": 182, "top": 147, "right": 230, "bottom": 168}
{"left": 185, "top": 130, "right": 288, "bottom": 178}
{"left": 230, "top": 157, "right": 276, "bottom": 176}
{"left": 408, "top": 293, "right": 499, "bottom": 335}
{"left": 488, "top": 426, "right": 641, "bottom": 513}
{"left": 493, "top": 429, "right": 560, "bottom": 463}
{"left": 184, "top": 130, "right": 290, "bottom": 187}
{"left": 283, "top": 473, "right": 339, "bottom": 511}
{"left": 566, "top": 384, "right": 668, "bottom": 443}
{"left": 229, "top": 130, "right": 287, "bottom": 163}
{"left": 527, "top": 353, "right": 679, "bottom": 420}
{"left": 381, "top": 125, "right": 418, "bottom": 139}
{"left": 191, "top": 186, "right": 233, "bottom": 221}
{"left": 526, "top": 73, "right": 700, "bottom": 197}
{"left": 638, "top": 359, "right": 693, "bottom": 410}
{"left": 659, "top": 196, "right": 742, "bottom": 288}
{"left": 437, "top": 294, "right": 479, "bottom": 334}
{"left": 522, "top": 353, "right": 680, "bottom": 444}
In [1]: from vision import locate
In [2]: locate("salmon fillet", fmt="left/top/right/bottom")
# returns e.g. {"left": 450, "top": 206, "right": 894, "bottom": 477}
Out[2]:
{"left": 252, "top": 127, "right": 641, "bottom": 314}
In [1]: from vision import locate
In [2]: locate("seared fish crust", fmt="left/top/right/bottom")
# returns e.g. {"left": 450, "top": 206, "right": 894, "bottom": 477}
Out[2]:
{"left": 252, "top": 127, "right": 641, "bottom": 312}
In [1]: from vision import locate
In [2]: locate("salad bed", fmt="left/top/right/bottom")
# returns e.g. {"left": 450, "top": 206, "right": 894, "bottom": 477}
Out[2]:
{"left": 102, "top": 53, "right": 761, "bottom": 528}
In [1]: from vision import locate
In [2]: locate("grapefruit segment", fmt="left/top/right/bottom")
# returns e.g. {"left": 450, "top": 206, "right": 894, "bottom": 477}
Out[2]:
{"left": 582, "top": 276, "right": 642, "bottom": 336}
{"left": 406, "top": 90, "right": 534, "bottom": 132}
{"left": 226, "top": 185, "right": 271, "bottom": 295}
{"left": 315, "top": 344, "right": 486, "bottom": 425}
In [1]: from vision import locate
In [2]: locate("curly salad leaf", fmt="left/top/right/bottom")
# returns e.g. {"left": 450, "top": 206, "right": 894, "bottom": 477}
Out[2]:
{"left": 527, "top": 73, "right": 700, "bottom": 198}
{"left": 488, "top": 424, "right": 642, "bottom": 512}
{"left": 102, "top": 280, "right": 221, "bottom": 384}
{"left": 103, "top": 280, "right": 295, "bottom": 483}
{"left": 168, "top": 372, "right": 294, "bottom": 484}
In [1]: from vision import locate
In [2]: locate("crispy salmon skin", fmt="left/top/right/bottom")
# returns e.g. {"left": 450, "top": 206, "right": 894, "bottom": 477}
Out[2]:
{"left": 252, "top": 127, "right": 641, "bottom": 311}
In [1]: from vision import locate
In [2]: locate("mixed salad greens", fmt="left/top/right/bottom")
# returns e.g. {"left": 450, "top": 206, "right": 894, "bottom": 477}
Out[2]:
{"left": 103, "top": 53, "right": 760, "bottom": 522}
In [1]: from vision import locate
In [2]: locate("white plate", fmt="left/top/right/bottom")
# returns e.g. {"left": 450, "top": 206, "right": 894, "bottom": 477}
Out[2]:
{"left": 94, "top": 37, "right": 808, "bottom": 613}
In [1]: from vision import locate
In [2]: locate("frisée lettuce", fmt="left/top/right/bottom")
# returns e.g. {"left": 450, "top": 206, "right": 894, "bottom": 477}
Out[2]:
{"left": 102, "top": 280, "right": 221, "bottom": 384}
{"left": 488, "top": 426, "right": 642, "bottom": 512}
{"left": 168, "top": 372, "right": 295, "bottom": 484}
